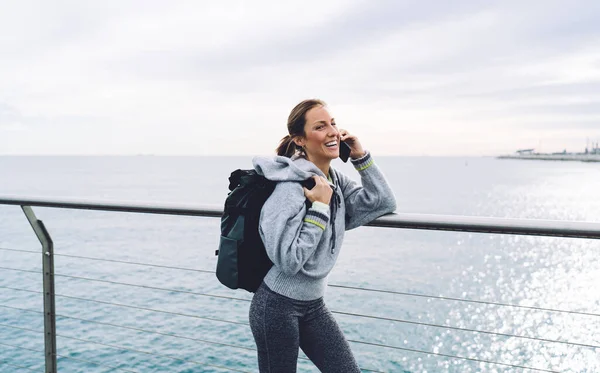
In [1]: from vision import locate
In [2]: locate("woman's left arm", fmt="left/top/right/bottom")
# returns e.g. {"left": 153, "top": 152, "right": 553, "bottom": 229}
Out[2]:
{"left": 338, "top": 129, "right": 397, "bottom": 230}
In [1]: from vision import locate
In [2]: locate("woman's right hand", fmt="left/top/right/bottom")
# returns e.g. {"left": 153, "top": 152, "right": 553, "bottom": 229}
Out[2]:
{"left": 303, "top": 176, "right": 333, "bottom": 205}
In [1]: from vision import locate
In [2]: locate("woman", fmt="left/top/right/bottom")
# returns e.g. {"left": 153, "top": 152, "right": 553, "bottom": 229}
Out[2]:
{"left": 250, "top": 99, "right": 396, "bottom": 372}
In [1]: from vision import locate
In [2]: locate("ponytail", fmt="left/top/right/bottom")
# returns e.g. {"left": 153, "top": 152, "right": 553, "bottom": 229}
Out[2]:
{"left": 276, "top": 135, "right": 300, "bottom": 158}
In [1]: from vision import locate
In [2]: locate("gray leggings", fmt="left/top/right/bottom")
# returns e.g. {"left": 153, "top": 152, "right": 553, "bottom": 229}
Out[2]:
{"left": 249, "top": 282, "right": 361, "bottom": 373}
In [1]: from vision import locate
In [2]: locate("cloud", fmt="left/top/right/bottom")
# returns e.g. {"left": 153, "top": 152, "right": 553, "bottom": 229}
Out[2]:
{"left": 0, "top": 1, "right": 599, "bottom": 155}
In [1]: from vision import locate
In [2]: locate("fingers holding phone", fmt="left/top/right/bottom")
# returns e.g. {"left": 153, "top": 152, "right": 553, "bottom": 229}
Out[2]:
{"left": 339, "top": 129, "right": 366, "bottom": 159}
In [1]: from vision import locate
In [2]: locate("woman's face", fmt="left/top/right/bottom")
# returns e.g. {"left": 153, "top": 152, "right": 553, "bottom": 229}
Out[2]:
{"left": 297, "top": 105, "right": 340, "bottom": 163}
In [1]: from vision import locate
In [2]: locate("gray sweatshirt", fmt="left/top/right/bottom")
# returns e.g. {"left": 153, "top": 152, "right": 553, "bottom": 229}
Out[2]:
{"left": 252, "top": 152, "right": 397, "bottom": 300}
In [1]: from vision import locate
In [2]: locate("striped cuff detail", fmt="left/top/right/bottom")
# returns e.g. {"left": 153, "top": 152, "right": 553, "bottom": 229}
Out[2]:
{"left": 304, "top": 209, "right": 329, "bottom": 230}
{"left": 351, "top": 151, "right": 374, "bottom": 171}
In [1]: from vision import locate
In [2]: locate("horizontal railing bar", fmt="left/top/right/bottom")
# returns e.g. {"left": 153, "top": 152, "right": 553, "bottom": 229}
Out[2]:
{"left": 30, "top": 325, "right": 544, "bottom": 373}
{"left": 2, "top": 196, "right": 600, "bottom": 239}
{"left": 0, "top": 304, "right": 279, "bottom": 362}
{"left": 55, "top": 293, "right": 250, "bottom": 325}
{"left": 38, "top": 271, "right": 600, "bottom": 349}
{"left": 348, "top": 339, "right": 559, "bottom": 373}
{"left": 0, "top": 266, "right": 41, "bottom": 274}
{"left": 3, "top": 278, "right": 598, "bottom": 330}
{"left": 334, "top": 311, "right": 599, "bottom": 349}
{"left": 53, "top": 253, "right": 214, "bottom": 274}
{"left": 0, "top": 323, "right": 43, "bottom": 335}
{"left": 4, "top": 250, "right": 597, "bottom": 318}
{"left": 0, "top": 304, "right": 43, "bottom": 314}
{"left": 0, "top": 301, "right": 244, "bottom": 337}
{"left": 0, "top": 196, "right": 223, "bottom": 217}
{"left": 0, "top": 287, "right": 224, "bottom": 323}
{"left": 0, "top": 361, "right": 40, "bottom": 372}
{"left": 51, "top": 302, "right": 599, "bottom": 350}
{"left": 52, "top": 272, "right": 600, "bottom": 323}
{"left": 52, "top": 273, "right": 252, "bottom": 302}
{"left": 53, "top": 354, "right": 139, "bottom": 373}
{"left": 5, "top": 247, "right": 597, "bottom": 320}
{"left": 366, "top": 213, "right": 600, "bottom": 239}
{"left": 4, "top": 260, "right": 597, "bottom": 321}
{"left": 329, "top": 284, "right": 600, "bottom": 318}
{"left": 3, "top": 246, "right": 598, "bottom": 318}
{"left": 0, "top": 247, "right": 214, "bottom": 273}
{"left": 2, "top": 301, "right": 595, "bottom": 352}
{"left": 54, "top": 315, "right": 356, "bottom": 371}
{"left": 0, "top": 247, "right": 39, "bottom": 254}
{"left": 55, "top": 334, "right": 253, "bottom": 373}
{"left": 0, "top": 299, "right": 571, "bottom": 371}
{"left": 53, "top": 314, "right": 383, "bottom": 373}
{"left": 0, "top": 285, "right": 40, "bottom": 294}
{"left": 54, "top": 274, "right": 598, "bottom": 347}
{"left": 0, "top": 341, "right": 44, "bottom": 354}
{"left": 58, "top": 314, "right": 254, "bottom": 351}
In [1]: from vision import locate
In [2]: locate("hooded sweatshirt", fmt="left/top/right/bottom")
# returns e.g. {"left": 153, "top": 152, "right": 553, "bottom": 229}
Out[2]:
{"left": 252, "top": 152, "right": 397, "bottom": 301}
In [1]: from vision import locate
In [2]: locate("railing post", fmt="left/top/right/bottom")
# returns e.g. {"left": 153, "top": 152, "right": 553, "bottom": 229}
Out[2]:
{"left": 22, "top": 206, "right": 57, "bottom": 373}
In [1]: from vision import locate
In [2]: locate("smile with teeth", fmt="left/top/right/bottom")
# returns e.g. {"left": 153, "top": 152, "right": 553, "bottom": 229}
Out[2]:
{"left": 325, "top": 141, "right": 338, "bottom": 148}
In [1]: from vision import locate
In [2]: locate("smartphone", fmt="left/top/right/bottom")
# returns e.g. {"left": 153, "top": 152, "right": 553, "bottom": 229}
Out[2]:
{"left": 339, "top": 141, "right": 351, "bottom": 163}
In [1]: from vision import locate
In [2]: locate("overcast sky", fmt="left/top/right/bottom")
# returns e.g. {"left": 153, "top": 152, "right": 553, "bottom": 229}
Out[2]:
{"left": 1, "top": 0, "right": 599, "bottom": 156}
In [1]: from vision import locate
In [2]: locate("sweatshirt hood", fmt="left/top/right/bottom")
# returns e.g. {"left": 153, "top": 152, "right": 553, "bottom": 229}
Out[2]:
{"left": 252, "top": 155, "right": 326, "bottom": 182}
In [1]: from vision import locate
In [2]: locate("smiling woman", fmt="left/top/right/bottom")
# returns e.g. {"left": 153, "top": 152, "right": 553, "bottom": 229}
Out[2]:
{"left": 296, "top": 104, "right": 342, "bottom": 166}
{"left": 249, "top": 98, "right": 397, "bottom": 372}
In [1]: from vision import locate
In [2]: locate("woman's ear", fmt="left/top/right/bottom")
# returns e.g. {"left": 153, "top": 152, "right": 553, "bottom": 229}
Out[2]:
{"left": 293, "top": 137, "right": 305, "bottom": 147}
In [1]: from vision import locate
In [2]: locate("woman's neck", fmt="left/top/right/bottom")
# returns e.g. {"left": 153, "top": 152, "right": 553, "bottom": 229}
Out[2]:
{"left": 307, "top": 156, "right": 331, "bottom": 178}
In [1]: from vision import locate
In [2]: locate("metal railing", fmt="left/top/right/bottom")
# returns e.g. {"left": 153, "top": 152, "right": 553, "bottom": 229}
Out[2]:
{"left": 1, "top": 195, "right": 600, "bottom": 373}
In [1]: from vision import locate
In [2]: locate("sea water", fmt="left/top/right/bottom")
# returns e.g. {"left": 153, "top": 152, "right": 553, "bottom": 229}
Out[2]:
{"left": 1, "top": 156, "right": 599, "bottom": 372}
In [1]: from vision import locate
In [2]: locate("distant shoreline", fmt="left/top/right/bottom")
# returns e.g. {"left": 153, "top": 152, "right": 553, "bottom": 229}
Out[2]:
{"left": 498, "top": 154, "right": 600, "bottom": 162}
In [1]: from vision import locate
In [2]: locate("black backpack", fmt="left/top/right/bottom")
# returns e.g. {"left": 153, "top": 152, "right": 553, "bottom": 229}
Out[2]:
{"left": 216, "top": 169, "right": 313, "bottom": 292}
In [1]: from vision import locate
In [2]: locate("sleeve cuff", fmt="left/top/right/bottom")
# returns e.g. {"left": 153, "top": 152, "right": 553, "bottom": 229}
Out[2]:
{"left": 351, "top": 151, "right": 374, "bottom": 171}
{"left": 304, "top": 207, "right": 329, "bottom": 230}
